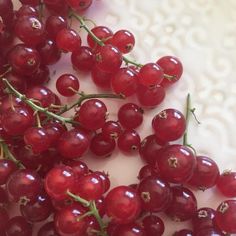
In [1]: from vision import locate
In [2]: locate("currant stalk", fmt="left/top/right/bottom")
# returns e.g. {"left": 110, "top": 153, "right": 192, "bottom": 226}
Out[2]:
{"left": 67, "top": 191, "right": 108, "bottom": 236}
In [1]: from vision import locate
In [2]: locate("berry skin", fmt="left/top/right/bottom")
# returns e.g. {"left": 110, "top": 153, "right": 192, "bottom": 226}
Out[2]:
{"left": 66, "top": 0, "right": 93, "bottom": 11}
{"left": 152, "top": 109, "right": 186, "bottom": 142}
{"left": 156, "top": 144, "right": 196, "bottom": 184}
{"left": 95, "top": 44, "right": 123, "bottom": 73}
{"left": 0, "top": 160, "right": 17, "bottom": 185}
{"left": 188, "top": 156, "right": 219, "bottom": 190}
{"left": 102, "top": 120, "right": 123, "bottom": 139}
{"left": 105, "top": 186, "right": 141, "bottom": 224}
{"left": 74, "top": 99, "right": 107, "bottom": 131}
{"left": 19, "top": 0, "right": 39, "bottom": 6}
{"left": 64, "top": 160, "right": 89, "bottom": 179}
{"left": 56, "top": 74, "right": 80, "bottom": 97}
{"left": 195, "top": 228, "right": 225, "bottom": 236}
{"left": 173, "top": 229, "right": 193, "bottom": 236}
{"left": 117, "top": 129, "right": 141, "bottom": 153}
{"left": 138, "top": 165, "right": 160, "bottom": 180}
{"left": 90, "top": 133, "right": 116, "bottom": 157}
{"left": 216, "top": 171, "right": 236, "bottom": 197}
{"left": 215, "top": 200, "right": 236, "bottom": 234}
{"left": 142, "top": 215, "right": 165, "bottom": 236}
{"left": 118, "top": 103, "right": 144, "bottom": 129}
{"left": 138, "top": 63, "right": 164, "bottom": 87}
{"left": 56, "top": 28, "right": 82, "bottom": 52}
{"left": 113, "top": 223, "right": 146, "bottom": 236}
{"left": 137, "top": 176, "right": 172, "bottom": 212}
{"left": 156, "top": 56, "right": 183, "bottom": 87}
{"left": 165, "top": 186, "right": 197, "bottom": 222}
{"left": 0, "top": 206, "right": 9, "bottom": 232}
{"left": 57, "top": 128, "right": 90, "bottom": 159}
{"left": 38, "top": 221, "right": 59, "bottom": 236}
{"left": 111, "top": 67, "right": 138, "bottom": 97}
{"left": 16, "top": 5, "right": 38, "bottom": 18}
{"left": 45, "top": 165, "right": 76, "bottom": 201}
{"left": 111, "top": 29, "right": 135, "bottom": 54}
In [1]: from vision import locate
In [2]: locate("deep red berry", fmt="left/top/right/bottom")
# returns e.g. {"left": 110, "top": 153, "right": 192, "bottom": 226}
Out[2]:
{"left": 216, "top": 171, "right": 236, "bottom": 197}
{"left": 195, "top": 228, "right": 225, "bottom": 236}
{"left": 14, "top": 16, "right": 45, "bottom": 47}
{"left": 152, "top": 109, "right": 186, "bottom": 142}
{"left": 0, "top": 96, "right": 24, "bottom": 113}
{"left": 188, "top": 156, "right": 219, "bottom": 190}
{"left": 111, "top": 67, "right": 138, "bottom": 97}
{"left": 215, "top": 200, "right": 236, "bottom": 233}
{"left": 113, "top": 223, "right": 146, "bottom": 236}
{"left": 165, "top": 186, "right": 197, "bottom": 221}
{"left": 66, "top": 0, "right": 93, "bottom": 11}
{"left": 56, "top": 74, "right": 80, "bottom": 96}
{"left": 19, "top": 0, "right": 39, "bottom": 6}
{"left": 16, "top": 5, "right": 38, "bottom": 18}
{"left": 71, "top": 46, "right": 95, "bottom": 71}
{"left": 57, "top": 128, "right": 90, "bottom": 159}
{"left": 90, "top": 133, "right": 116, "bottom": 157}
{"left": 105, "top": 186, "right": 141, "bottom": 224}
{"left": 38, "top": 221, "right": 59, "bottom": 236}
{"left": 118, "top": 129, "right": 141, "bottom": 153}
{"left": 111, "top": 29, "right": 135, "bottom": 54}
{"left": 93, "top": 171, "right": 111, "bottom": 194}
{"left": 142, "top": 215, "right": 165, "bottom": 236}
{"left": 118, "top": 103, "right": 143, "bottom": 129}
{"left": 44, "top": 0, "right": 69, "bottom": 16}
{"left": 138, "top": 165, "right": 160, "bottom": 180}
{"left": 173, "top": 229, "right": 193, "bottom": 236}
{"left": 136, "top": 84, "right": 165, "bottom": 108}
{"left": 156, "top": 145, "right": 196, "bottom": 184}
{"left": 56, "top": 28, "right": 82, "bottom": 52}
{"left": 0, "top": 206, "right": 9, "bottom": 231}
{"left": 45, "top": 165, "right": 76, "bottom": 200}
{"left": 26, "top": 64, "right": 50, "bottom": 85}
{"left": 74, "top": 99, "right": 107, "bottom": 131}
{"left": 157, "top": 56, "right": 183, "bottom": 87}
{"left": 6, "top": 169, "right": 42, "bottom": 204}
{"left": 102, "top": 120, "right": 122, "bottom": 139}
{"left": 64, "top": 160, "right": 89, "bottom": 179}
{"left": 137, "top": 176, "right": 172, "bottom": 212}
{"left": 0, "top": 159, "right": 17, "bottom": 185}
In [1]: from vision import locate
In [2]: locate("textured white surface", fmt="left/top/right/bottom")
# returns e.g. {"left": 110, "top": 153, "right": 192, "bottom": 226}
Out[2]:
{"left": 13, "top": 0, "right": 236, "bottom": 235}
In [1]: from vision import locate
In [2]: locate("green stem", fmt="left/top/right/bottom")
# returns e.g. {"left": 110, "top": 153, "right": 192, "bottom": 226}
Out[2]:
{"left": 58, "top": 92, "right": 124, "bottom": 115}
{"left": 2, "top": 79, "right": 74, "bottom": 124}
{"left": 183, "top": 93, "right": 191, "bottom": 146}
{"left": 0, "top": 139, "right": 25, "bottom": 169}
{"left": 67, "top": 191, "right": 107, "bottom": 236}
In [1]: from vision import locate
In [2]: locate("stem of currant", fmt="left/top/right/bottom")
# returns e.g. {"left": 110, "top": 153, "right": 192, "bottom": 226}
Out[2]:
{"left": 69, "top": 11, "right": 175, "bottom": 80}
{"left": 67, "top": 191, "right": 107, "bottom": 236}
{"left": 2, "top": 79, "right": 74, "bottom": 125}
{"left": 0, "top": 139, "right": 25, "bottom": 169}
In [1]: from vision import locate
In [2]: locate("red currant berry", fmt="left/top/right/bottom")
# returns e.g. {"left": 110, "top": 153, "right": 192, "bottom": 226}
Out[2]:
{"left": 66, "top": 0, "right": 93, "bottom": 11}
{"left": 95, "top": 44, "right": 122, "bottom": 73}
{"left": 111, "top": 67, "right": 138, "bottom": 97}
{"left": 0, "top": 206, "right": 9, "bottom": 231}
{"left": 56, "top": 74, "right": 80, "bottom": 97}
{"left": 16, "top": 5, "right": 38, "bottom": 18}
{"left": 156, "top": 56, "right": 183, "bottom": 87}
{"left": 71, "top": 46, "right": 95, "bottom": 71}
{"left": 137, "top": 176, "right": 172, "bottom": 212}
{"left": 136, "top": 84, "right": 165, "bottom": 108}
{"left": 118, "top": 103, "right": 143, "bottom": 129}
{"left": 217, "top": 171, "right": 236, "bottom": 198}
{"left": 45, "top": 165, "right": 76, "bottom": 200}
{"left": 87, "top": 26, "right": 113, "bottom": 51}
{"left": 102, "top": 120, "right": 122, "bottom": 139}
{"left": 152, "top": 109, "right": 186, "bottom": 142}
{"left": 142, "top": 215, "right": 165, "bottom": 236}
{"left": 188, "top": 156, "right": 219, "bottom": 190}
{"left": 93, "top": 171, "right": 111, "bottom": 193}
{"left": 19, "top": 0, "right": 39, "bottom": 6}
{"left": 111, "top": 29, "right": 135, "bottom": 54}
{"left": 57, "top": 128, "right": 90, "bottom": 159}
{"left": 165, "top": 186, "right": 197, "bottom": 222}
{"left": 173, "top": 229, "right": 193, "bottom": 236}
{"left": 74, "top": 99, "right": 107, "bottom": 131}
{"left": 44, "top": 0, "right": 68, "bottom": 16}
{"left": 8, "top": 44, "right": 41, "bottom": 76}
{"left": 38, "top": 221, "right": 59, "bottom": 236}
{"left": 138, "top": 165, "right": 160, "bottom": 180}
{"left": 113, "top": 223, "right": 146, "bottom": 236}
{"left": 117, "top": 129, "right": 141, "bottom": 153}
{"left": 14, "top": 16, "right": 45, "bottom": 47}
{"left": 195, "top": 228, "right": 225, "bottom": 236}
{"left": 156, "top": 144, "right": 196, "bottom": 184}
{"left": 6, "top": 169, "right": 42, "bottom": 204}
{"left": 56, "top": 28, "right": 82, "bottom": 52}
{"left": 0, "top": 159, "right": 17, "bottom": 185}
{"left": 90, "top": 133, "right": 116, "bottom": 157}
{"left": 64, "top": 160, "right": 89, "bottom": 179}
{"left": 105, "top": 186, "right": 141, "bottom": 224}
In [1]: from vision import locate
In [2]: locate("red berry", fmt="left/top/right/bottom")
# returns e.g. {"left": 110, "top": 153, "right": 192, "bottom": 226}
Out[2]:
{"left": 111, "top": 29, "right": 135, "bottom": 54}
{"left": 138, "top": 165, "right": 160, "bottom": 180}
{"left": 113, "top": 223, "right": 146, "bottom": 236}
{"left": 137, "top": 176, "right": 172, "bottom": 212}
{"left": 157, "top": 56, "right": 183, "bottom": 87}
{"left": 45, "top": 165, "right": 76, "bottom": 200}
{"left": 38, "top": 221, "right": 59, "bottom": 236}
{"left": 111, "top": 67, "right": 138, "bottom": 97}
{"left": 118, "top": 103, "right": 143, "bottom": 129}
{"left": 64, "top": 160, "right": 89, "bottom": 179}
{"left": 0, "top": 206, "right": 9, "bottom": 231}
{"left": 16, "top": 5, "right": 38, "bottom": 18}
{"left": 195, "top": 228, "right": 225, "bottom": 236}
{"left": 152, "top": 109, "right": 186, "bottom": 142}
{"left": 19, "top": 0, "right": 39, "bottom": 6}
{"left": 0, "top": 159, "right": 17, "bottom": 185}
{"left": 173, "top": 229, "right": 193, "bottom": 236}
{"left": 102, "top": 120, "right": 122, "bottom": 139}
{"left": 56, "top": 74, "right": 80, "bottom": 97}
{"left": 66, "top": 0, "right": 93, "bottom": 11}
{"left": 94, "top": 171, "right": 111, "bottom": 193}
{"left": 142, "top": 215, "right": 165, "bottom": 236}
{"left": 105, "top": 186, "right": 141, "bottom": 224}
{"left": 216, "top": 171, "right": 236, "bottom": 197}
{"left": 165, "top": 186, "right": 197, "bottom": 221}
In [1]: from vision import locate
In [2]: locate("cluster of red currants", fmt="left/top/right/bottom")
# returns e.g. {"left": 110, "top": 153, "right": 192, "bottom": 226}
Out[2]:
{"left": 0, "top": 0, "right": 235, "bottom": 236}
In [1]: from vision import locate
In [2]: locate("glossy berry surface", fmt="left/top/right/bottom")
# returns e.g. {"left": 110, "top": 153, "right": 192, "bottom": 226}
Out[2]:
{"left": 56, "top": 74, "right": 80, "bottom": 97}
{"left": 173, "top": 229, "right": 193, "bottom": 236}
{"left": 102, "top": 120, "right": 122, "bottom": 139}
{"left": 113, "top": 223, "right": 146, "bottom": 236}
{"left": 142, "top": 215, "right": 165, "bottom": 236}
{"left": 0, "top": 159, "right": 17, "bottom": 185}
{"left": 194, "top": 228, "right": 224, "bottom": 236}
{"left": 66, "top": 0, "right": 93, "bottom": 11}
{"left": 105, "top": 186, "right": 141, "bottom": 224}
{"left": 165, "top": 186, "right": 197, "bottom": 222}
{"left": 118, "top": 103, "right": 143, "bottom": 129}
{"left": 138, "top": 164, "right": 160, "bottom": 180}
{"left": 152, "top": 109, "right": 186, "bottom": 142}
{"left": 137, "top": 176, "right": 171, "bottom": 212}
{"left": 156, "top": 144, "right": 196, "bottom": 183}
{"left": 38, "top": 221, "right": 59, "bottom": 236}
